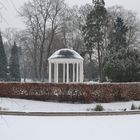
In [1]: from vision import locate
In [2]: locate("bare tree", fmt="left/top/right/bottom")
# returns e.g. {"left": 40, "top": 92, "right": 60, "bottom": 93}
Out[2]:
{"left": 17, "top": 30, "right": 36, "bottom": 81}
{"left": 59, "top": 4, "right": 93, "bottom": 54}
{"left": 3, "top": 28, "right": 19, "bottom": 47}
{"left": 0, "top": 2, "right": 8, "bottom": 25}
{"left": 20, "top": 0, "right": 66, "bottom": 81}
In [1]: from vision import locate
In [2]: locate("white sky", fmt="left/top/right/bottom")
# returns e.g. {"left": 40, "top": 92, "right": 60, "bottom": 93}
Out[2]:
{"left": 0, "top": 0, "right": 140, "bottom": 30}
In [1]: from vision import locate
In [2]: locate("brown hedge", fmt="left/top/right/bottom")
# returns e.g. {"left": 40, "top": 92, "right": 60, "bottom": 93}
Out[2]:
{"left": 0, "top": 82, "right": 140, "bottom": 103}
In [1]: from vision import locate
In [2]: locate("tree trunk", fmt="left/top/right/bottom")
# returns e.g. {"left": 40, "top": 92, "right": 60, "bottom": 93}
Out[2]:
{"left": 97, "top": 42, "right": 103, "bottom": 83}
{"left": 43, "top": 29, "right": 55, "bottom": 81}
{"left": 39, "top": 44, "right": 44, "bottom": 81}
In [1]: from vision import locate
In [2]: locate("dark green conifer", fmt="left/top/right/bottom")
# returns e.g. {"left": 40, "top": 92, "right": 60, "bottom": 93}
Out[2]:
{"left": 83, "top": 0, "right": 108, "bottom": 82}
{"left": 9, "top": 42, "right": 21, "bottom": 82}
{"left": 0, "top": 32, "right": 8, "bottom": 81}
{"left": 104, "top": 17, "right": 140, "bottom": 82}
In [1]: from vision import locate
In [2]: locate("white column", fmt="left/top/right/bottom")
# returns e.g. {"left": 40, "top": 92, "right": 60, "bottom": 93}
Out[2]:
{"left": 56, "top": 63, "right": 58, "bottom": 83}
{"left": 63, "top": 63, "right": 65, "bottom": 83}
{"left": 73, "top": 63, "right": 75, "bottom": 82}
{"left": 54, "top": 63, "right": 56, "bottom": 82}
{"left": 80, "top": 62, "right": 83, "bottom": 82}
{"left": 82, "top": 62, "right": 84, "bottom": 82}
{"left": 76, "top": 63, "right": 79, "bottom": 83}
{"left": 67, "top": 63, "right": 69, "bottom": 83}
{"left": 49, "top": 62, "right": 52, "bottom": 83}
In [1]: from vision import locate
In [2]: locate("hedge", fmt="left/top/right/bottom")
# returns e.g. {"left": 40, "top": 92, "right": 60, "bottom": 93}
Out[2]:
{"left": 0, "top": 82, "right": 140, "bottom": 103}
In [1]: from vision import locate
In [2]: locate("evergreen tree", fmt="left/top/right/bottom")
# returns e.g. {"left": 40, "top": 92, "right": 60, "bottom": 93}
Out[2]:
{"left": 9, "top": 42, "right": 21, "bottom": 82}
{"left": 108, "top": 17, "right": 128, "bottom": 51}
{"left": 104, "top": 17, "right": 128, "bottom": 82}
{"left": 0, "top": 32, "right": 8, "bottom": 81}
{"left": 124, "top": 49, "right": 140, "bottom": 82}
{"left": 82, "top": 0, "right": 108, "bottom": 82}
{"left": 104, "top": 17, "right": 140, "bottom": 82}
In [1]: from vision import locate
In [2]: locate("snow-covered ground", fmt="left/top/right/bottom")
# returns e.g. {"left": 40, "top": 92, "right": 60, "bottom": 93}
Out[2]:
{"left": 0, "top": 98, "right": 140, "bottom": 140}
{"left": 0, "top": 97, "right": 140, "bottom": 112}
{"left": 0, "top": 115, "right": 140, "bottom": 140}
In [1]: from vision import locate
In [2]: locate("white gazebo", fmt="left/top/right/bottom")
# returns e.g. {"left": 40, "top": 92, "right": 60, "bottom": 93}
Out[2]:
{"left": 48, "top": 48, "right": 84, "bottom": 83}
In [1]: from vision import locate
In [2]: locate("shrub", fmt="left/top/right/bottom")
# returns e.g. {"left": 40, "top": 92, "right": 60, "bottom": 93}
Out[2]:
{"left": 131, "top": 103, "right": 137, "bottom": 110}
{"left": 0, "top": 83, "right": 140, "bottom": 103}
{"left": 0, "top": 106, "right": 8, "bottom": 110}
{"left": 93, "top": 105, "right": 104, "bottom": 111}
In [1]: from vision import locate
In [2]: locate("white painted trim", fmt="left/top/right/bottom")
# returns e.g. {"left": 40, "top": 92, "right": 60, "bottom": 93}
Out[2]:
{"left": 49, "top": 58, "right": 83, "bottom": 63}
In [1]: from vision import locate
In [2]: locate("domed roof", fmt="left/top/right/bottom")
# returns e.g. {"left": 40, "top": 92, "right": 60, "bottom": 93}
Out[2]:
{"left": 48, "top": 49, "right": 83, "bottom": 60}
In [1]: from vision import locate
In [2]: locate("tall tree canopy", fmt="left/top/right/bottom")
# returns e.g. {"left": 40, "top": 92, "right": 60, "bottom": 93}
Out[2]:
{"left": 82, "top": 0, "right": 108, "bottom": 82}
{"left": 104, "top": 17, "right": 140, "bottom": 82}
{"left": 9, "top": 42, "right": 21, "bottom": 82}
{"left": 20, "top": 0, "right": 66, "bottom": 81}
{"left": 108, "top": 17, "right": 128, "bottom": 51}
{"left": 0, "top": 33, "right": 8, "bottom": 81}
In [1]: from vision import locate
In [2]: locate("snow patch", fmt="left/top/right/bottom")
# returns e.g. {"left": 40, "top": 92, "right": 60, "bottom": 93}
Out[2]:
{"left": 48, "top": 48, "right": 83, "bottom": 60}
{"left": 0, "top": 97, "right": 140, "bottom": 112}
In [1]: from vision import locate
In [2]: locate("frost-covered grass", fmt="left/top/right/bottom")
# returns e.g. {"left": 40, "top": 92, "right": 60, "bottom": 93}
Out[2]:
{"left": 0, "top": 115, "right": 140, "bottom": 140}
{"left": 0, "top": 97, "right": 140, "bottom": 112}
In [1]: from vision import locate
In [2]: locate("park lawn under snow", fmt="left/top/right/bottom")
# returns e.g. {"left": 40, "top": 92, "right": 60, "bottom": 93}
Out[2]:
{"left": 0, "top": 115, "right": 140, "bottom": 140}
{"left": 0, "top": 97, "right": 140, "bottom": 112}
{"left": 1, "top": 98, "right": 140, "bottom": 140}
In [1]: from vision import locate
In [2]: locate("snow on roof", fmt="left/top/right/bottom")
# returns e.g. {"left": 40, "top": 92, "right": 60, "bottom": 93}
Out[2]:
{"left": 48, "top": 48, "right": 83, "bottom": 60}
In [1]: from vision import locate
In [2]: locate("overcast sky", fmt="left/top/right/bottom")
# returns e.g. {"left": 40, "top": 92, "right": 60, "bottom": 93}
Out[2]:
{"left": 0, "top": 0, "right": 140, "bottom": 30}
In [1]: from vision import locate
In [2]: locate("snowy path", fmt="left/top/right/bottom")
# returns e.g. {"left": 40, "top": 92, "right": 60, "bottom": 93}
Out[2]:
{"left": 0, "top": 110, "right": 140, "bottom": 116}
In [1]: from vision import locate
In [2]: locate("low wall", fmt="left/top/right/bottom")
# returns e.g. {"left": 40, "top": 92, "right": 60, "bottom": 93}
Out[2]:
{"left": 0, "top": 83, "right": 140, "bottom": 103}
